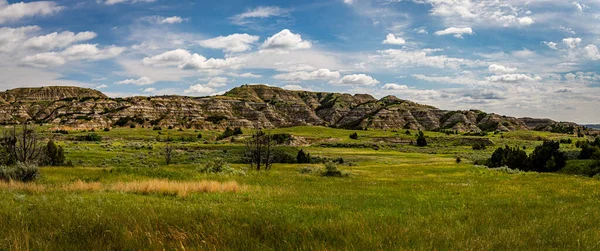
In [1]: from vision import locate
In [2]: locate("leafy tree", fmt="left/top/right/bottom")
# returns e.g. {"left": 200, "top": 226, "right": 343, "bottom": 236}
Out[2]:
{"left": 416, "top": 131, "right": 427, "bottom": 147}
{"left": 296, "top": 149, "right": 311, "bottom": 164}
{"left": 244, "top": 127, "right": 275, "bottom": 170}
{"left": 529, "top": 141, "right": 566, "bottom": 172}
{"left": 44, "top": 139, "right": 65, "bottom": 166}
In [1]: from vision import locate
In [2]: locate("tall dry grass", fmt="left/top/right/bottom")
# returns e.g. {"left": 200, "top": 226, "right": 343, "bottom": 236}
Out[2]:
{"left": 2, "top": 179, "right": 242, "bottom": 197}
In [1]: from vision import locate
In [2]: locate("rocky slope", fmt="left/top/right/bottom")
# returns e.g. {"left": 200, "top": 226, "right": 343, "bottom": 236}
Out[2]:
{"left": 0, "top": 85, "right": 592, "bottom": 134}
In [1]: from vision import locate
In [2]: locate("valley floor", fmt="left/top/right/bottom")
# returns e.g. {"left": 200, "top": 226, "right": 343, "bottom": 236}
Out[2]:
{"left": 1, "top": 127, "right": 599, "bottom": 250}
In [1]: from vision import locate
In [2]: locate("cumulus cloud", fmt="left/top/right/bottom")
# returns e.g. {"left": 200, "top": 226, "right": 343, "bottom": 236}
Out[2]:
{"left": 282, "top": 84, "right": 310, "bottom": 91}
{"left": 584, "top": 44, "right": 600, "bottom": 60}
{"left": 372, "top": 49, "right": 485, "bottom": 70}
{"left": 23, "top": 31, "right": 97, "bottom": 51}
{"left": 228, "top": 72, "right": 262, "bottom": 78}
{"left": 420, "top": 0, "right": 534, "bottom": 27}
{"left": 205, "top": 77, "right": 228, "bottom": 87}
{"left": 562, "top": 37, "right": 582, "bottom": 49}
{"left": 488, "top": 64, "right": 518, "bottom": 74}
{"left": 382, "top": 83, "right": 409, "bottom": 90}
{"left": 382, "top": 33, "right": 406, "bottom": 45}
{"left": 0, "top": 0, "right": 62, "bottom": 24}
{"left": 231, "top": 6, "right": 287, "bottom": 25}
{"left": 486, "top": 74, "right": 541, "bottom": 82}
{"left": 115, "top": 76, "right": 155, "bottom": 86}
{"left": 260, "top": 29, "right": 311, "bottom": 51}
{"left": 273, "top": 68, "right": 340, "bottom": 82}
{"left": 543, "top": 41, "right": 558, "bottom": 50}
{"left": 198, "top": 33, "right": 259, "bottom": 53}
{"left": 142, "top": 49, "right": 243, "bottom": 70}
{"left": 0, "top": 26, "right": 41, "bottom": 52}
{"left": 332, "top": 74, "right": 379, "bottom": 86}
{"left": 103, "top": 0, "right": 155, "bottom": 5}
{"left": 434, "top": 27, "right": 473, "bottom": 38}
{"left": 184, "top": 84, "right": 215, "bottom": 95}
{"left": 141, "top": 16, "right": 187, "bottom": 24}
{"left": 22, "top": 44, "right": 125, "bottom": 67}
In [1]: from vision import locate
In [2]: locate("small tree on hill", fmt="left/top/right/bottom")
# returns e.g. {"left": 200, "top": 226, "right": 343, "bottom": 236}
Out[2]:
{"left": 244, "top": 127, "right": 275, "bottom": 170}
{"left": 349, "top": 132, "right": 358, "bottom": 140}
{"left": 296, "top": 149, "right": 311, "bottom": 164}
{"left": 44, "top": 139, "right": 65, "bottom": 166}
{"left": 416, "top": 131, "right": 427, "bottom": 147}
{"left": 0, "top": 124, "right": 43, "bottom": 165}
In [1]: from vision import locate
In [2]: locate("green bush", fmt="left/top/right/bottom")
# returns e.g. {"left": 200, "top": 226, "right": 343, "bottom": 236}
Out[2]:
{"left": 0, "top": 163, "right": 40, "bottom": 182}
{"left": 321, "top": 162, "right": 349, "bottom": 177}
{"left": 198, "top": 159, "right": 245, "bottom": 175}
{"left": 296, "top": 149, "right": 311, "bottom": 163}
{"left": 416, "top": 131, "right": 427, "bottom": 147}
{"left": 349, "top": 132, "right": 358, "bottom": 140}
{"left": 43, "top": 140, "right": 65, "bottom": 166}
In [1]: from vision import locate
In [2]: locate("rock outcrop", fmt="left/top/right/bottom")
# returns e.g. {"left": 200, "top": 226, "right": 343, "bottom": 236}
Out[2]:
{"left": 0, "top": 85, "right": 592, "bottom": 135}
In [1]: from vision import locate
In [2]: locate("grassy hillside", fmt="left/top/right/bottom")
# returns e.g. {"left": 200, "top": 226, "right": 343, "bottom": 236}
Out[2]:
{"left": 0, "top": 126, "right": 598, "bottom": 250}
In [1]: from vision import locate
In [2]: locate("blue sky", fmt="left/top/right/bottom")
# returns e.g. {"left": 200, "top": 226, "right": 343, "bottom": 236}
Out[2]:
{"left": 1, "top": 0, "right": 600, "bottom": 123}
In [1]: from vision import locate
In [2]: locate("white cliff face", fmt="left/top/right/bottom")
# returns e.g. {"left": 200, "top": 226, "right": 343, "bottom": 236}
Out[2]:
{"left": 0, "top": 85, "right": 590, "bottom": 135}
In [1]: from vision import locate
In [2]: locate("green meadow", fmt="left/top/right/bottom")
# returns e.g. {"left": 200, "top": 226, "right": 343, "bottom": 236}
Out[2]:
{"left": 1, "top": 126, "right": 599, "bottom": 250}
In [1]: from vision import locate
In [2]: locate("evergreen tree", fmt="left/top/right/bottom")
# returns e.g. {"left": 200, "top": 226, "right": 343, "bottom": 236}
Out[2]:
{"left": 416, "top": 131, "right": 427, "bottom": 147}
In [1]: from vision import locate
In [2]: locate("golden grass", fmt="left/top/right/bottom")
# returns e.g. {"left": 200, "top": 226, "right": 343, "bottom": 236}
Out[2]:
{"left": 109, "top": 179, "right": 242, "bottom": 197}
{"left": 0, "top": 180, "right": 46, "bottom": 193}
{"left": 2, "top": 179, "right": 243, "bottom": 197}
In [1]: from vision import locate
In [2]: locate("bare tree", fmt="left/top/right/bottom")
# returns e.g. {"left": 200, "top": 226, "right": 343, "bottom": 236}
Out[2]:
{"left": 165, "top": 134, "right": 173, "bottom": 165}
{"left": 244, "top": 126, "right": 275, "bottom": 170}
{"left": 1, "top": 123, "right": 43, "bottom": 165}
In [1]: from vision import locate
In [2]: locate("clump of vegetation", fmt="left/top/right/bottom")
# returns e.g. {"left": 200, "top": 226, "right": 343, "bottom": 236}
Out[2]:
{"left": 52, "top": 129, "right": 69, "bottom": 134}
{"left": 206, "top": 115, "right": 227, "bottom": 124}
{"left": 198, "top": 158, "right": 245, "bottom": 175}
{"left": 299, "top": 166, "right": 319, "bottom": 174}
{"left": 456, "top": 157, "right": 461, "bottom": 163}
{"left": 321, "top": 162, "right": 349, "bottom": 177}
{"left": 296, "top": 149, "right": 311, "bottom": 164}
{"left": 472, "top": 142, "right": 487, "bottom": 150}
{"left": 349, "top": 132, "right": 358, "bottom": 140}
{"left": 405, "top": 130, "right": 411, "bottom": 135}
{"left": 271, "top": 133, "right": 292, "bottom": 144}
{"left": 76, "top": 133, "right": 102, "bottom": 142}
{"left": 486, "top": 141, "right": 566, "bottom": 172}
{"left": 0, "top": 162, "right": 40, "bottom": 182}
{"left": 244, "top": 128, "right": 276, "bottom": 171}
{"left": 416, "top": 131, "right": 427, "bottom": 147}
{"left": 42, "top": 140, "right": 65, "bottom": 166}
{"left": 217, "top": 127, "right": 243, "bottom": 140}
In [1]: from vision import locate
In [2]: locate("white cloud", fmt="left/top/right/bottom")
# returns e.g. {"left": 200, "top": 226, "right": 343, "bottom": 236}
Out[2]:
{"left": 419, "top": 0, "right": 534, "bottom": 28}
{"left": 260, "top": 29, "right": 311, "bottom": 51}
{"left": 434, "top": 27, "right": 473, "bottom": 38}
{"left": 486, "top": 74, "right": 541, "bottom": 82}
{"left": 0, "top": 0, "right": 62, "bottom": 24}
{"left": 372, "top": 49, "right": 485, "bottom": 70}
{"left": 96, "top": 84, "right": 108, "bottom": 89}
{"left": 184, "top": 84, "right": 215, "bottom": 95}
{"left": 205, "top": 77, "right": 228, "bottom": 87}
{"left": 273, "top": 68, "right": 340, "bottom": 82}
{"left": 160, "top": 16, "right": 185, "bottom": 24}
{"left": 115, "top": 76, "right": 155, "bottom": 86}
{"left": 23, "top": 31, "right": 97, "bottom": 51}
{"left": 142, "top": 87, "right": 156, "bottom": 93}
{"left": 584, "top": 44, "right": 600, "bottom": 60}
{"left": 562, "top": 37, "right": 582, "bottom": 49}
{"left": 21, "top": 52, "right": 65, "bottom": 67}
{"left": 103, "top": 0, "right": 155, "bottom": 5}
{"left": 231, "top": 6, "right": 287, "bottom": 25}
{"left": 343, "top": 0, "right": 353, "bottom": 4}
{"left": 382, "top": 33, "right": 406, "bottom": 45}
{"left": 543, "top": 41, "right": 558, "bottom": 50}
{"left": 333, "top": 74, "right": 379, "bottom": 86}
{"left": 382, "top": 83, "right": 408, "bottom": 90}
{"left": 21, "top": 44, "right": 124, "bottom": 67}
{"left": 0, "top": 26, "right": 40, "bottom": 52}
{"left": 228, "top": 72, "right": 262, "bottom": 78}
{"left": 198, "top": 33, "right": 259, "bottom": 53}
{"left": 142, "top": 49, "right": 243, "bottom": 70}
{"left": 488, "top": 64, "right": 518, "bottom": 74}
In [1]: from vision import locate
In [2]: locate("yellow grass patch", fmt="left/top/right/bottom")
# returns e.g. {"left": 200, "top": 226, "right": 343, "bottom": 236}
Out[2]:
{"left": 2, "top": 179, "right": 243, "bottom": 197}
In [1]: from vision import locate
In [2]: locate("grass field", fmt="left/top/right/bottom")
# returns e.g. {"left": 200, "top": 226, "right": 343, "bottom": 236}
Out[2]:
{"left": 1, "top": 126, "right": 599, "bottom": 250}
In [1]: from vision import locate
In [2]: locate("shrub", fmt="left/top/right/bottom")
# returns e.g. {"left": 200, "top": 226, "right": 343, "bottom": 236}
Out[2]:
{"left": 296, "top": 149, "right": 311, "bottom": 164}
{"left": 103, "top": 128, "right": 110, "bottom": 132}
{"left": 197, "top": 133, "right": 202, "bottom": 139}
{"left": 321, "top": 162, "right": 343, "bottom": 177}
{"left": 299, "top": 166, "right": 318, "bottom": 174}
{"left": 78, "top": 133, "right": 102, "bottom": 142}
{"left": 472, "top": 142, "right": 487, "bottom": 150}
{"left": 153, "top": 126, "right": 162, "bottom": 131}
{"left": 456, "top": 157, "right": 462, "bottom": 163}
{"left": 486, "top": 145, "right": 528, "bottom": 170}
{"left": 529, "top": 141, "right": 566, "bottom": 172}
{"left": 198, "top": 159, "right": 245, "bottom": 175}
{"left": 405, "top": 130, "right": 411, "bottom": 135}
{"left": 217, "top": 127, "right": 242, "bottom": 140}
{"left": 271, "top": 133, "right": 292, "bottom": 144}
{"left": 0, "top": 162, "right": 40, "bottom": 182}
{"left": 416, "top": 131, "right": 427, "bottom": 147}
{"left": 43, "top": 140, "right": 65, "bottom": 166}
{"left": 349, "top": 132, "right": 358, "bottom": 140}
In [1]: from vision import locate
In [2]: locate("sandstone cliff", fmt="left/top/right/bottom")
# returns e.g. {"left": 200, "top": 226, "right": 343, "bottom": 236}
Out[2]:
{"left": 0, "top": 85, "right": 590, "bottom": 135}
